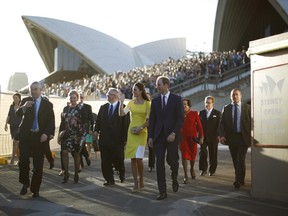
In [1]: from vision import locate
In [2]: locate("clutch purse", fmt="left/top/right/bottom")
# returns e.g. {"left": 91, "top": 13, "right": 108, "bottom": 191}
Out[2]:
{"left": 130, "top": 126, "right": 140, "bottom": 135}
{"left": 192, "top": 137, "right": 200, "bottom": 143}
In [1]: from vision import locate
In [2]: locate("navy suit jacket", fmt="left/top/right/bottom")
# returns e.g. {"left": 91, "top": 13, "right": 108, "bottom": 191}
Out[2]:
{"left": 95, "top": 101, "right": 129, "bottom": 147}
{"left": 148, "top": 93, "right": 184, "bottom": 143}
{"left": 81, "top": 103, "right": 94, "bottom": 131}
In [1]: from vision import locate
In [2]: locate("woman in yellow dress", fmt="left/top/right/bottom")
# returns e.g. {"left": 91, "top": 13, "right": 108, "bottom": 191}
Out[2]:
{"left": 119, "top": 82, "right": 151, "bottom": 192}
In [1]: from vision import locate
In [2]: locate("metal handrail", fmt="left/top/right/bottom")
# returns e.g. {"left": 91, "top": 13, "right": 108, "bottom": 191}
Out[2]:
{"left": 167, "top": 63, "right": 250, "bottom": 96}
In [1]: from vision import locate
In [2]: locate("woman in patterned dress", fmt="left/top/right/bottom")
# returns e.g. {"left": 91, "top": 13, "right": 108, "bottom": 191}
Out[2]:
{"left": 119, "top": 82, "right": 151, "bottom": 192}
{"left": 58, "top": 90, "right": 87, "bottom": 184}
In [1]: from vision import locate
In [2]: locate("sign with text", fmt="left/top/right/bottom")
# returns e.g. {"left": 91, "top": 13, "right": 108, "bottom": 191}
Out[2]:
{"left": 253, "top": 63, "right": 288, "bottom": 148}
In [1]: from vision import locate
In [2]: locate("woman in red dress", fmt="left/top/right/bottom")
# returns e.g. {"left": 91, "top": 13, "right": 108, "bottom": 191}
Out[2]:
{"left": 180, "top": 98, "right": 204, "bottom": 183}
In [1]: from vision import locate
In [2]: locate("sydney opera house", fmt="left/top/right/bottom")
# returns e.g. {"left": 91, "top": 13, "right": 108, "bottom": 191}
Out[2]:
{"left": 21, "top": 0, "right": 288, "bottom": 86}
{"left": 21, "top": 16, "right": 186, "bottom": 86}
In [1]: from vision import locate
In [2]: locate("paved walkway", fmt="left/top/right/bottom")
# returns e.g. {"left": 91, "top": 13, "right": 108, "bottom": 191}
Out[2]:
{"left": 0, "top": 146, "right": 287, "bottom": 216}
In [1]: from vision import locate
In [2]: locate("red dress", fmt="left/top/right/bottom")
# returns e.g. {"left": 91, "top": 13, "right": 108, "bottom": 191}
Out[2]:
{"left": 180, "top": 110, "right": 204, "bottom": 160}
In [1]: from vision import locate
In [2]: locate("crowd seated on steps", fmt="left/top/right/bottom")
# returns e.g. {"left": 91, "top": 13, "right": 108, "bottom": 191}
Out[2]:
{"left": 20, "top": 48, "right": 249, "bottom": 99}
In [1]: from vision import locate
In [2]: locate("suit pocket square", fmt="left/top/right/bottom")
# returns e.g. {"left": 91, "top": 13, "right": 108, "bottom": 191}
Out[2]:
{"left": 213, "top": 115, "right": 217, "bottom": 117}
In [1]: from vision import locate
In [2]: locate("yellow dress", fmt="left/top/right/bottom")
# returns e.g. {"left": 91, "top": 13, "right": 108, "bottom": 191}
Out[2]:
{"left": 125, "top": 100, "right": 151, "bottom": 159}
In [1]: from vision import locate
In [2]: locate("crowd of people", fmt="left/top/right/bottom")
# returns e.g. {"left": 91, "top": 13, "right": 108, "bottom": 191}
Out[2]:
{"left": 35, "top": 48, "right": 249, "bottom": 99}
{"left": 5, "top": 47, "right": 251, "bottom": 200}
{"left": 5, "top": 74, "right": 251, "bottom": 201}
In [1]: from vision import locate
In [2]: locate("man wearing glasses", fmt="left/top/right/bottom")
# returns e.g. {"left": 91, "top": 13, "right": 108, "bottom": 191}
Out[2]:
{"left": 199, "top": 96, "right": 221, "bottom": 177}
{"left": 94, "top": 88, "right": 129, "bottom": 186}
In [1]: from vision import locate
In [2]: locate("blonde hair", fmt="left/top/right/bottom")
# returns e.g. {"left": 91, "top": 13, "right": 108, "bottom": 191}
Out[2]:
{"left": 68, "top": 90, "right": 79, "bottom": 99}
{"left": 205, "top": 95, "right": 215, "bottom": 104}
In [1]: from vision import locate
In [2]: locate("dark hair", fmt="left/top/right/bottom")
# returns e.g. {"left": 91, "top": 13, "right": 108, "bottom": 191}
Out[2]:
{"left": 12, "top": 93, "right": 21, "bottom": 106}
{"left": 231, "top": 88, "right": 241, "bottom": 95}
{"left": 157, "top": 76, "right": 170, "bottom": 86}
{"left": 183, "top": 98, "right": 191, "bottom": 107}
{"left": 134, "top": 82, "right": 150, "bottom": 101}
{"left": 30, "top": 81, "right": 42, "bottom": 89}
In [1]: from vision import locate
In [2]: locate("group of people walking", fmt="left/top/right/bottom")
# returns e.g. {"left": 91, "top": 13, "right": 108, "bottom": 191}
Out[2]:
{"left": 6, "top": 76, "right": 251, "bottom": 200}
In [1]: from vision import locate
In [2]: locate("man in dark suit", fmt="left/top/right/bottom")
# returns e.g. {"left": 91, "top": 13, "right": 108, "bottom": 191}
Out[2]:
{"left": 148, "top": 76, "right": 184, "bottom": 200}
{"left": 219, "top": 88, "right": 251, "bottom": 189}
{"left": 94, "top": 88, "right": 129, "bottom": 186}
{"left": 42, "top": 96, "right": 55, "bottom": 170}
{"left": 16, "top": 81, "right": 55, "bottom": 197}
{"left": 199, "top": 96, "right": 221, "bottom": 176}
{"left": 79, "top": 93, "right": 93, "bottom": 168}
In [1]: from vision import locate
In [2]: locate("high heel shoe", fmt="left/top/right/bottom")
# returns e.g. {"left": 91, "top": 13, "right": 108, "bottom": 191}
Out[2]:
{"left": 62, "top": 172, "right": 69, "bottom": 183}
{"left": 59, "top": 170, "right": 65, "bottom": 176}
{"left": 132, "top": 188, "right": 139, "bottom": 193}
{"left": 74, "top": 173, "right": 79, "bottom": 184}
{"left": 139, "top": 179, "right": 145, "bottom": 191}
{"left": 183, "top": 178, "right": 188, "bottom": 184}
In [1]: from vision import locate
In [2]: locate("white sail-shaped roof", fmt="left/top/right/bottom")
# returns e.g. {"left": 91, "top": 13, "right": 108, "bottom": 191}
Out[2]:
{"left": 22, "top": 16, "right": 186, "bottom": 76}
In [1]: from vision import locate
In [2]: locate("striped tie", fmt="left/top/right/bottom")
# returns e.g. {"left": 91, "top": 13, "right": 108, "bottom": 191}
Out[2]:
{"left": 32, "top": 100, "right": 38, "bottom": 130}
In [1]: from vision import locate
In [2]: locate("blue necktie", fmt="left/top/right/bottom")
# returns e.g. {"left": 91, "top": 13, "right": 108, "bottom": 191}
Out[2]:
{"left": 233, "top": 104, "right": 238, "bottom": 133}
{"left": 108, "top": 104, "right": 113, "bottom": 119}
{"left": 32, "top": 100, "right": 38, "bottom": 130}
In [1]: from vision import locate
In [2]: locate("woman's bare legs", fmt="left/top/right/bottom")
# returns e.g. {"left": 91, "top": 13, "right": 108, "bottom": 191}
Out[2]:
{"left": 10, "top": 139, "right": 19, "bottom": 165}
{"left": 190, "top": 160, "right": 196, "bottom": 179}
{"left": 182, "top": 158, "right": 188, "bottom": 183}
{"left": 131, "top": 158, "right": 139, "bottom": 192}
{"left": 137, "top": 159, "right": 145, "bottom": 190}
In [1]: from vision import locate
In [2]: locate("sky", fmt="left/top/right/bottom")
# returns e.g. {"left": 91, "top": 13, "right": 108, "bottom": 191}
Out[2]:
{"left": 0, "top": 0, "right": 218, "bottom": 91}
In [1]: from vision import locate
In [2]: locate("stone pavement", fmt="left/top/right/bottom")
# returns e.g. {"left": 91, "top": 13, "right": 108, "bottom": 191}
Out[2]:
{"left": 0, "top": 146, "right": 287, "bottom": 216}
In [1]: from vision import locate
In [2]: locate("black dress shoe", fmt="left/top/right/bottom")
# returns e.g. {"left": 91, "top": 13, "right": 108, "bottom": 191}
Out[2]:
{"left": 172, "top": 181, "right": 179, "bottom": 192}
{"left": 209, "top": 172, "right": 215, "bottom": 176}
{"left": 148, "top": 166, "right": 153, "bottom": 172}
{"left": 32, "top": 192, "right": 39, "bottom": 198}
{"left": 103, "top": 181, "right": 115, "bottom": 186}
{"left": 119, "top": 176, "right": 125, "bottom": 183}
{"left": 233, "top": 181, "right": 241, "bottom": 189}
{"left": 156, "top": 193, "right": 167, "bottom": 200}
{"left": 20, "top": 184, "right": 29, "bottom": 195}
{"left": 85, "top": 157, "right": 91, "bottom": 166}
{"left": 200, "top": 171, "right": 207, "bottom": 176}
